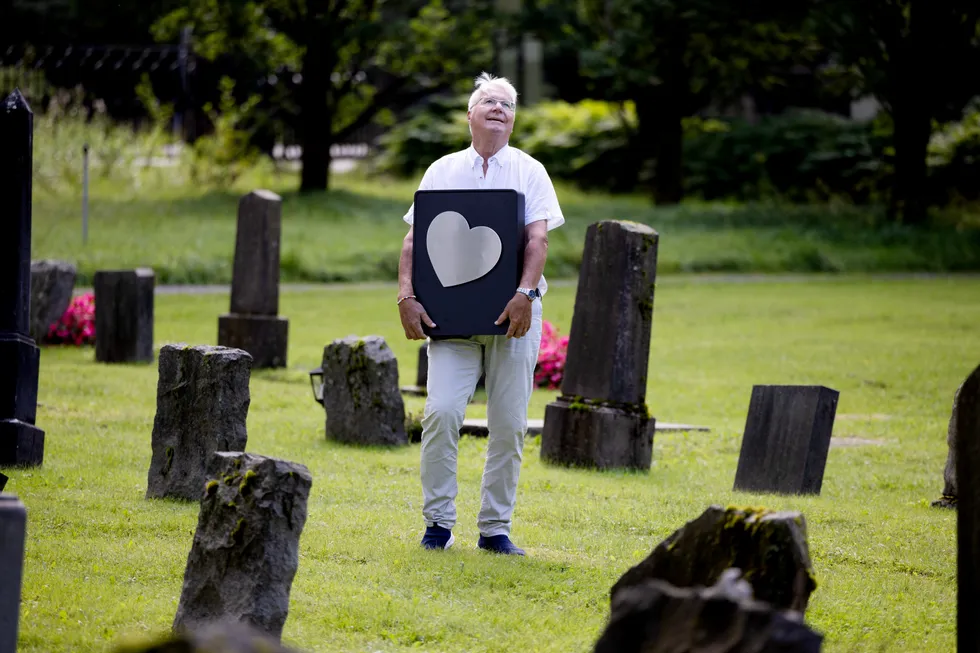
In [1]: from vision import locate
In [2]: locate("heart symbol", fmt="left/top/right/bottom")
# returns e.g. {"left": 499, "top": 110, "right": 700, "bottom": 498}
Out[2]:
{"left": 426, "top": 211, "right": 502, "bottom": 287}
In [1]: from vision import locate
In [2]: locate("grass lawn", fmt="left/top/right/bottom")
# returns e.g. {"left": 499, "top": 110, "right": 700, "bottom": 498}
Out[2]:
{"left": 5, "top": 275, "right": 974, "bottom": 652}
{"left": 30, "top": 168, "right": 980, "bottom": 286}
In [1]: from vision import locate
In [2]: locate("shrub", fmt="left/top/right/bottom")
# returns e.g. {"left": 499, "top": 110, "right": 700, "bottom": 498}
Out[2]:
{"left": 928, "top": 101, "right": 980, "bottom": 204}
{"left": 535, "top": 320, "right": 569, "bottom": 389}
{"left": 46, "top": 293, "right": 95, "bottom": 346}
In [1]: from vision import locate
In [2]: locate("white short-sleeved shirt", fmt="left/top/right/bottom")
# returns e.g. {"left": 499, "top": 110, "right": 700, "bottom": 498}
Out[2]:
{"left": 403, "top": 144, "right": 565, "bottom": 296}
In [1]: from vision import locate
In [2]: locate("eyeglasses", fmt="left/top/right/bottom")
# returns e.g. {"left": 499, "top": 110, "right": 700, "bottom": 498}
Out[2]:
{"left": 478, "top": 96, "right": 516, "bottom": 112}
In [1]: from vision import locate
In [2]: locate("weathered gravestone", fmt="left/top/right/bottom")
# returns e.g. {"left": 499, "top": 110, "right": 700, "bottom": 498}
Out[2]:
{"left": 94, "top": 268, "right": 155, "bottom": 364}
{"left": 934, "top": 376, "right": 970, "bottom": 509}
{"left": 0, "top": 90, "right": 45, "bottom": 468}
{"left": 0, "top": 494, "right": 27, "bottom": 653}
{"left": 733, "top": 385, "right": 839, "bottom": 495}
{"left": 321, "top": 336, "right": 407, "bottom": 446}
{"left": 594, "top": 569, "right": 823, "bottom": 653}
{"left": 955, "top": 364, "right": 980, "bottom": 652}
{"left": 540, "top": 220, "right": 658, "bottom": 470}
{"left": 218, "top": 190, "right": 289, "bottom": 369}
{"left": 611, "top": 505, "right": 816, "bottom": 614}
{"left": 123, "top": 619, "right": 305, "bottom": 653}
{"left": 146, "top": 344, "right": 252, "bottom": 501}
{"left": 174, "top": 452, "right": 312, "bottom": 641}
{"left": 29, "top": 259, "right": 77, "bottom": 343}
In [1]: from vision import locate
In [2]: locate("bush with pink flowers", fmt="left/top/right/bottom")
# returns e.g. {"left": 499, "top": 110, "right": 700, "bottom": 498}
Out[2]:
{"left": 535, "top": 320, "right": 569, "bottom": 389}
{"left": 45, "top": 292, "right": 96, "bottom": 346}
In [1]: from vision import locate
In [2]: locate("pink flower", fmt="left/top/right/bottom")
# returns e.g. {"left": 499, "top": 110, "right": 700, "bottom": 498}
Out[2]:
{"left": 44, "top": 293, "right": 96, "bottom": 347}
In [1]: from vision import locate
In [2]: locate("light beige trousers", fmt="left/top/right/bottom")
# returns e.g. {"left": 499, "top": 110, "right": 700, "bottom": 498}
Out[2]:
{"left": 420, "top": 299, "right": 543, "bottom": 537}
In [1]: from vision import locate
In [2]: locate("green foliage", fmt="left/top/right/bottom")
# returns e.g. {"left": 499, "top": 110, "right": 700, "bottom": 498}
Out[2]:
{"left": 185, "top": 77, "right": 262, "bottom": 189}
{"left": 928, "top": 101, "right": 980, "bottom": 203}
{"left": 683, "top": 110, "right": 891, "bottom": 202}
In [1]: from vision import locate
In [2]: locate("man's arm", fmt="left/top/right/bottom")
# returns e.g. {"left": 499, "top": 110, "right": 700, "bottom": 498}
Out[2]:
{"left": 496, "top": 220, "right": 548, "bottom": 338}
{"left": 398, "top": 226, "right": 436, "bottom": 339}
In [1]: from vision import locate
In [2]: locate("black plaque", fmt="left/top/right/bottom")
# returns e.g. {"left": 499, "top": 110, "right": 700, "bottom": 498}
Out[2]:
{"left": 412, "top": 190, "right": 525, "bottom": 338}
{"left": 733, "top": 385, "right": 839, "bottom": 495}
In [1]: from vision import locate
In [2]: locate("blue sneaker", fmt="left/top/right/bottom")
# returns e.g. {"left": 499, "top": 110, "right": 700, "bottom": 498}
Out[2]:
{"left": 421, "top": 525, "right": 454, "bottom": 550}
{"left": 477, "top": 534, "right": 525, "bottom": 556}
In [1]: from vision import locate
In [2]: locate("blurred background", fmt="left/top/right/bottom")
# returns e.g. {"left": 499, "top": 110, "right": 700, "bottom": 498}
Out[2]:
{"left": 2, "top": 0, "right": 979, "bottom": 239}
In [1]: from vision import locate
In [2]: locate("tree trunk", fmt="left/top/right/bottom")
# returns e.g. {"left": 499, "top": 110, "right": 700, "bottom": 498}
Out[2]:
{"left": 298, "top": 35, "right": 333, "bottom": 193}
{"left": 651, "top": 91, "right": 685, "bottom": 205}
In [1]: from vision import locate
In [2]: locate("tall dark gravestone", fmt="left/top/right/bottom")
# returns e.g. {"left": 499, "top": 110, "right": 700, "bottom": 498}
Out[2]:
{"left": 540, "top": 221, "right": 658, "bottom": 470}
{"left": 0, "top": 494, "right": 27, "bottom": 653}
{"left": 956, "top": 364, "right": 980, "bottom": 653}
{"left": 94, "top": 268, "right": 155, "bottom": 364}
{"left": 0, "top": 90, "right": 45, "bottom": 467}
{"left": 733, "top": 385, "right": 839, "bottom": 495}
{"left": 218, "top": 190, "right": 288, "bottom": 368}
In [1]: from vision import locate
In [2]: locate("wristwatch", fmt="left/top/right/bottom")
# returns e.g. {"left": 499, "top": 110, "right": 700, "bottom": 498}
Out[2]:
{"left": 516, "top": 287, "right": 538, "bottom": 301}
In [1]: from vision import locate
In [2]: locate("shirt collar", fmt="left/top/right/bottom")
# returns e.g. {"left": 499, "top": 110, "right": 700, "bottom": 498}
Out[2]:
{"left": 468, "top": 143, "right": 511, "bottom": 168}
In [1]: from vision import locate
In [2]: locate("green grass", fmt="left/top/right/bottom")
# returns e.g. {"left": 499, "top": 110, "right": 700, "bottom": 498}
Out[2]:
{"left": 7, "top": 276, "right": 973, "bottom": 652}
{"left": 31, "top": 167, "right": 980, "bottom": 286}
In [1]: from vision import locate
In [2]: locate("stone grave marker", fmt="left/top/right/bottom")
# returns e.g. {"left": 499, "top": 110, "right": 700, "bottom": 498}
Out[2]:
{"left": 956, "top": 364, "right": 980, "bottom": 652}
{"left": 733, "top": 385, "right": 839, "bottom": 495}
{"left": 218, "top": 190, "right": 289, "bottom": 369}
{"left": 0, "top": 494, "right": 27, "bottom": 653}
{"left": 29, "top": 259, "right": 76, "bottom": 343}
{"left": 174, "top": 452, "right": 312, "bottom": 641}
{"left": 934, "top": 376, "right": 970, "bottom": 508}
{"left": 94, "top": 268, "right": 155, "bottom": 364}
{"left": 0, "top": 474, "right": 6, "bottom": 493}
{"left": 540, "top": 220, "right": 658, "bottom": 470}
{"left": 594, "top": 569, "right": 822, "bottom": 653}
{"left": 0, "top": 90, "right": 45, "bottom": 468}
{"left": 417, "top": 342, "right": 428, "bottom": 388}
{"left": 146, "top": 344, "right": 252, "bottom": 501}
{"left": 321, "top": 335, "right": 407, "bottom": 446}
{"left": 611, "top": 505, "right": 816, "bottom": 614}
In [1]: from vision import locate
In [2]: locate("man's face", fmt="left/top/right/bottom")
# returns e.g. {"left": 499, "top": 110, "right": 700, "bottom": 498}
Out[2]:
{"left": 468, "top": 93, "right": 516, "bottom": 140}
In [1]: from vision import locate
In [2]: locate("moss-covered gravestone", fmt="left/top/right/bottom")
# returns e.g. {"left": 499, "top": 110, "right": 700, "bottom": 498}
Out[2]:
{"left": 540, "top": 221, "right": 658, "bottom": 470}
{"left": 146, "top": 344, "right": 252, "bottom": 501}
{"left": 594, "top": 569, "right": 822, "bottom": 653}
{"left": 933, "top": 373, "right": 974, "bottom": 509}
{"left": 321, "top": 336, "right": 407, "bottom": 446}
{"left": 217, "top": 190, "right": 289, "bottom": 369}
{"left": 173, "top": 452, "right": 312, "bottom": 641}
{"left": 611, "top": 505, "right": 816, "bottom": 614}
{"left": 29, "top": 259, "right": 76, "bottom": 343}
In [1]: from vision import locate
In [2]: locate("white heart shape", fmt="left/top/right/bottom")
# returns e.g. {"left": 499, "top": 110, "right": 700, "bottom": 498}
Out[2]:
{"left": 426, "top": 211, "right": 502, "bottom": 287}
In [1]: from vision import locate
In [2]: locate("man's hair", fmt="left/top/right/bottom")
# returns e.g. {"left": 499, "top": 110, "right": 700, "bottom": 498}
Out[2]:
{"left": 467, "top": 72, "right": 518, "bottom": 110}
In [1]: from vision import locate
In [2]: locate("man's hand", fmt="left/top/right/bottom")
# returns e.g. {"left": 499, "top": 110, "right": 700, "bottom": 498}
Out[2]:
{"left": 495, "top": 293, "right": 533, "bottom": 338}
{"left": 399, "top": 298, "right": 436, "bottom": 340}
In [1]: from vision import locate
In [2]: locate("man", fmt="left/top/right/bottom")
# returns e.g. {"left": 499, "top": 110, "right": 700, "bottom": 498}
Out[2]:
{"left": 397, "top": 72, "right": 564, "bottom": 556}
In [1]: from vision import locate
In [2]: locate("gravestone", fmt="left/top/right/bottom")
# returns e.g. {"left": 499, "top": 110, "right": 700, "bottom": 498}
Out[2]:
{"left": 321, "top": 336, "right": 408, "bottom": 446}
{"left": 217, "top": 190, "right": 288, "bottom": 369}
{"left": 146, "top": 344, "right": 252, "bottom": 501}
{"left": 611, "top": 505, "right": 816, "bottom": 614}
{"left": 594, "top": 569, "right": 822, "bottom": 653}
{"left": 94, "top": 268, "right": 155, "bottom": 364}
{"left": 934, "top": 378, "right": 968, "bottom": 508}
{"left": 29, "top": 259, "right": 77, "bottom": 342}
{"left": 417, "top": 342, "right": 429, "bottom": 388}
{"left": 0, "top": 494, "right": 27, "bottom": 653}
{"left": 174, "top": 452, "right": 312, "bottom": 641}
{"left": 0, "top": 474, "right": 6, "bottom": 492}
{"left": 733, "top": 385, "right": 839, "bottom": 495}
{"left": 540, "top": 221, "right": 658, "bottom": 470}
{"left": 956, "top": 364, "right": 980, "bottom": 652}
{"left": 0, "top": 90, "right": 45, "bottom": 468}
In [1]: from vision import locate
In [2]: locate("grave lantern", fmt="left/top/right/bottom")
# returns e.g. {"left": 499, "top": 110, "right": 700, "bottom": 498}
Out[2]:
{"left": 308, "top": 366, "right": 324, "bottom": 405}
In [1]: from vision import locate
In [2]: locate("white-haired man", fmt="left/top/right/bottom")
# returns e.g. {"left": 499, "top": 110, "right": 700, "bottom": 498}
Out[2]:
{"left": 397, "top": 72, "right": 564, "bottom": 556}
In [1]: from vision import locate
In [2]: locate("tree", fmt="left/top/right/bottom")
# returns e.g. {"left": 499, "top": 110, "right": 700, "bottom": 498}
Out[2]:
{"left": 154, "top": 0, "right": 494, "bottom": 192}
{"left": 520, "top": 0, "right": 817, "bottom": 204}
{"left": 810, "top": 0, "right": 980, "bottom": 224}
